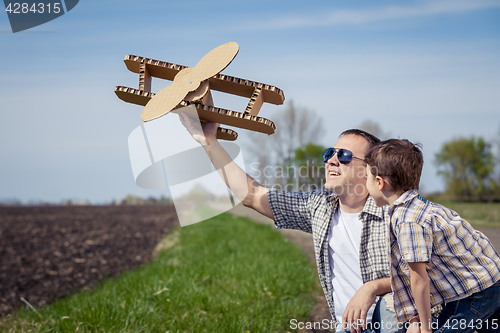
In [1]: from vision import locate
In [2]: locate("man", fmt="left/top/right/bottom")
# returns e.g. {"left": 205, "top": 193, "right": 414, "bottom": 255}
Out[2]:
{"left": 180, "top": 114, "right": 402, "bottom": 333}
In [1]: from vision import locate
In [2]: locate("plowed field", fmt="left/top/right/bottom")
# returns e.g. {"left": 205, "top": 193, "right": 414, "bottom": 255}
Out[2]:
{"left": 0, "top": 205, "right": 178, "bottom": 316}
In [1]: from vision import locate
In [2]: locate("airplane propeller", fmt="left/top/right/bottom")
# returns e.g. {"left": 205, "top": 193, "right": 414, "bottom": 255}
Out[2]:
{"left": 141, "top": 42, "right": 239, "bottom": 122}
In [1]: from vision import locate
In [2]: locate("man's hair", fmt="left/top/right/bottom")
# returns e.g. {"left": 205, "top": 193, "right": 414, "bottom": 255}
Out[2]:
{"left": 339, "top": 129, "right": 381, "bottom": 153}
{"left": 365, "top": 139, "right": 423, "bottom": 192}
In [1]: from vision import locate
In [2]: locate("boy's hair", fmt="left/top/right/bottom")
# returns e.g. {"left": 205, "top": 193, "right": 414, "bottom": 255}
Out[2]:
{"left": 365, "top": 139, "right": 423, "bottom": 192}
{"left": 339, "top": 129, "right": 381, "bottom": 153}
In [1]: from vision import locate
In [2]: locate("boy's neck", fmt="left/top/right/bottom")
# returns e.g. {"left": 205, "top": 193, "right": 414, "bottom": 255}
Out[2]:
{"left": 385, "top": 190, "right": 405, "bottom": 206}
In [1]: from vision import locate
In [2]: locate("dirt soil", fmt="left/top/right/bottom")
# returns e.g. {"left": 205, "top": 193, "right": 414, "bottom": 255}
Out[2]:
{"left": 0, "top": 205, "right": 178, "bottom": 317}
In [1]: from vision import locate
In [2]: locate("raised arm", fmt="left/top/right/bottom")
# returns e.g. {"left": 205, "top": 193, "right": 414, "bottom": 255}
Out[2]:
{"left": 179, "top": 113, "right": 274, "bottom": 219}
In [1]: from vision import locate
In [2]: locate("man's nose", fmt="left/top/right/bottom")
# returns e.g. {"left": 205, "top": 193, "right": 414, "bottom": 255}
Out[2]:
{"left": 326, "top": 154, "right": 339, "bottom": 165}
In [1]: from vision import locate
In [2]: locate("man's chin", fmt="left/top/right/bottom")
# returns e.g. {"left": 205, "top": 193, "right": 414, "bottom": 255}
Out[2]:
{"left": 324, "top": 183, "right": 343, "bottom": 193}
{"left": 324, "top": 182, "right": 370, "bottom": 199}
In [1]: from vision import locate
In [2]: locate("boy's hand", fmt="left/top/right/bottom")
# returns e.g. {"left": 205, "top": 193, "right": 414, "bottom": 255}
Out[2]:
{"left": 407, "top": 316, "right": 432, "bottom": 333}
{"left": 406, "top": 321, "right": 421, "bottom": 333}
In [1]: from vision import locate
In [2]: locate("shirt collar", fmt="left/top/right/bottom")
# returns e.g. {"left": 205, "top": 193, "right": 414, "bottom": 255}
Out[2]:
{"left": 360, "top": 195, "right": 385, "bottom": 221}
{"left": 325, "top": 192, "right": 384, "bottom": 220}
{"left": 388, "top": 190, "right": 419, "bottom": 214}
{"left": 325, "top": 191, "right": 339, "bottom": 213}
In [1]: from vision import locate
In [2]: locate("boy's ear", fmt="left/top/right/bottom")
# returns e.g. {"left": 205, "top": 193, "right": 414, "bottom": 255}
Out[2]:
{"left": 375, "top": 175, "right": 385, "bottom": 191}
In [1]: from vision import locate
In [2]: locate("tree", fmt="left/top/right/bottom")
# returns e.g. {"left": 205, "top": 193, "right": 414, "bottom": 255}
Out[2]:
{"left": 435, "top": 137, "right": 497, "bottom": 201}
{"left": 247, "top": 101, "right": 325, "bottom": 189}
{"left": 293, "top": 143, "right": 327, "bottom": 190}
{"left": 358, "top": 119, "right": 390, "bottom": 140}
{"left": 495, "top": 123, "right": 500, "bottom": 183}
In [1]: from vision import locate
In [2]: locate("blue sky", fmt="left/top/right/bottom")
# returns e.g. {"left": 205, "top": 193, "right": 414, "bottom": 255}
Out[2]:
{"left": 1, "top": 0, "right": 499, "bottom": 203}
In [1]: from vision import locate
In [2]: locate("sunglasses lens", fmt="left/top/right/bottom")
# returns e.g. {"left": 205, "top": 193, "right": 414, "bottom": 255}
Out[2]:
{"left": 323, "top": 148, "right": 334, "bottom": 163}
{"left": 323, "top": 148, "right": 356, "bottom": 164}
{"left": 338, "top": 149, "right": 353, "bottom": 164}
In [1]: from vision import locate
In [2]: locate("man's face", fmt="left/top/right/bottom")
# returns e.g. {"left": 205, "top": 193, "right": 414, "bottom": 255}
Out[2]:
{"left": 324, "top": 134, "right": 369, "bottom": 199}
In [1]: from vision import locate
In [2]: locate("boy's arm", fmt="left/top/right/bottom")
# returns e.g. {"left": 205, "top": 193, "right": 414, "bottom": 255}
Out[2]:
{"left": 408, "top": 262, "right": 432, "bottom": 333}
{"left": 179, "top": 114, "right": 274, "bottom": 219}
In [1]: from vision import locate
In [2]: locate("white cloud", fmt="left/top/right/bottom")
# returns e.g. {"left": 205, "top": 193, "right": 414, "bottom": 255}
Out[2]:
{"left": 253, "top": 0, "right": 500, "bottom": 30}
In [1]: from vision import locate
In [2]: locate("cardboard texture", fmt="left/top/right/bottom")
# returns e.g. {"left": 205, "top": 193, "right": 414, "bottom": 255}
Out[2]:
{"left": 139, "top": 59, "right": 151, "bottom": 92}
{"left": 115, "top": 42, "right": 285, "bottom": 140}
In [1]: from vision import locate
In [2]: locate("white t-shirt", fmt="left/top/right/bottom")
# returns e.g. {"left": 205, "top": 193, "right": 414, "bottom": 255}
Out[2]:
{"left": 328, "top": 208, "right": 376, "bottom": 325}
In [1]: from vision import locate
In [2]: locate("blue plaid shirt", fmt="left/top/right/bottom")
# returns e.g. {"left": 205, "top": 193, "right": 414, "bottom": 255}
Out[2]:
{"left": 388, "top": 190, "right": 500, "bottom": 322}
{"left": 268, "top": 188, "right": 390, "bottom": 321}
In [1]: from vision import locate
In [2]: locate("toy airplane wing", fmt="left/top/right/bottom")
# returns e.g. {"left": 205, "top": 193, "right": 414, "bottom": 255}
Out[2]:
{"left": 115, "top": 42, "right": 285, "bottom": 141}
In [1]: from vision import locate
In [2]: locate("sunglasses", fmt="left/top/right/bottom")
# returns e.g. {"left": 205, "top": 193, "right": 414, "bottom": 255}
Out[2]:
{"left": 323, "top": 148, "right": 366, "bottom": 164}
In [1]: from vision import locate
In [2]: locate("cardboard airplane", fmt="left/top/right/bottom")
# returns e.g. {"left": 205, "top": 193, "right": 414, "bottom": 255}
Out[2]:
{"left": 115, "top": 42, "right": 285, "bottom": 140}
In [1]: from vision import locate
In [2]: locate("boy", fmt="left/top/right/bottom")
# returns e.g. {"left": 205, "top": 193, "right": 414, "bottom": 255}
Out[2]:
{"left": 364, "top": 139, "right": 500, "bottom": 333}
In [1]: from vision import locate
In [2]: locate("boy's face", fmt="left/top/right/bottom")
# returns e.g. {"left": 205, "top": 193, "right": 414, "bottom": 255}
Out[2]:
{"left": 365, "top": 164, "right": 385, "bottom": 207}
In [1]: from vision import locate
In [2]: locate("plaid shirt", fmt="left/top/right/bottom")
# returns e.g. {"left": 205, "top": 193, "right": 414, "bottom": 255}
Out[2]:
{"left": 268, "top": 188, "right": 390, "bottom": 321}
{"left": 388, "top": 190, "right": 500, "bottom": 322}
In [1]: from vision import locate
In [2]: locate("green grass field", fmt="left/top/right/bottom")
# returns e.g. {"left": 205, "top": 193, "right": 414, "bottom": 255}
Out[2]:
{"left": 1, "top": 213, "right": 318, "bottom": 333}
{"left": 433, "top": 201, "right": 500, "bottom": 227}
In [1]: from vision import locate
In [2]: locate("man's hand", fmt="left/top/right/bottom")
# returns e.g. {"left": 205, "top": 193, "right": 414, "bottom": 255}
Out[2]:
{"left": 341, "top": 282, "right": 377, "bottom": 333}
{"left": 179, "top": 113, "right": 218, "bottom": 146}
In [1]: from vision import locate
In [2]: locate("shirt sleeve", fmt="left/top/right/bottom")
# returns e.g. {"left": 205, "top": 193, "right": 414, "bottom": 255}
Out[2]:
{"left": 267, "top": 188, "right": 313, "bottom": 233}
{"left": 395, "top": 217, "right": 433, "bottom": 263}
